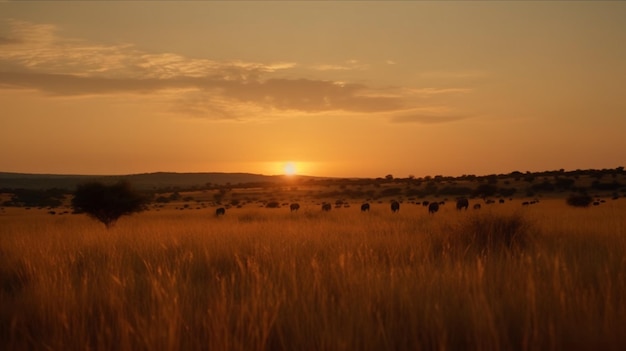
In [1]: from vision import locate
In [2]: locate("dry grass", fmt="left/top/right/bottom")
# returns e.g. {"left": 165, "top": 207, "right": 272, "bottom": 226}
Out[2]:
{"left": 1, "top": 200, "right": 625, "bottom": 350}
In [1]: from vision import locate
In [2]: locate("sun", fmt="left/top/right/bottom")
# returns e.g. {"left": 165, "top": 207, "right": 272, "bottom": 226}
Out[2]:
{"left": 283, "top": 162, "right": 297, "bottom": 176}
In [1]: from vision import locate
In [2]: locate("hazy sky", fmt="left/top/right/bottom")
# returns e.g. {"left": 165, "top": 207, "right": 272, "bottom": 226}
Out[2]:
{"left": 1, "top": 1, "right": 625, "bottom": 178}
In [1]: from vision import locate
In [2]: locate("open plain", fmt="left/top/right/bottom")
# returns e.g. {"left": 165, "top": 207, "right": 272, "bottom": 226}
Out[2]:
{"left": 1, "top": 194, "right": 625, "bottom": 350}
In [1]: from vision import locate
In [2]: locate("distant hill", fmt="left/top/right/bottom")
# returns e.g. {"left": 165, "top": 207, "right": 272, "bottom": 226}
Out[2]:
{"left": 0, "top": 172, "right": 305, "bottom": 191}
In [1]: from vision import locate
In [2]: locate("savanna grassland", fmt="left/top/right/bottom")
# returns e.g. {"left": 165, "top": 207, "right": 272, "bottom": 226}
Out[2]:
{"left": 1, "top": 198, "right": 625, "bottom": 351}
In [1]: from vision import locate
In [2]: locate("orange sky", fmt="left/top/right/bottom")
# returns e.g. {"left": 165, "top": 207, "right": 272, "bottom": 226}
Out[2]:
{"left": 1, "top": 1, "right": 625, "bottom": 178}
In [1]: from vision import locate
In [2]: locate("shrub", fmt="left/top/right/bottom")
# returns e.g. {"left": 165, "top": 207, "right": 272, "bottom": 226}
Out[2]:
{"left": 6, "top": 189, "right": 66, "bottom": 208}
{"left": 566, "top": 193, "right": 593, "bottom": 207}
{"left": 433, "top": 212, "right": 534, "bottom": 258}
{"left": 265, "top": 201, "right": 280, "bottom": 208}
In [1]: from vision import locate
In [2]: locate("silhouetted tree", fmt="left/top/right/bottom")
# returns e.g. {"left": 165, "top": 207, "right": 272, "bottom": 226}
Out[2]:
{"left": 71, "top": 181, "right": 147, "bottom": 228}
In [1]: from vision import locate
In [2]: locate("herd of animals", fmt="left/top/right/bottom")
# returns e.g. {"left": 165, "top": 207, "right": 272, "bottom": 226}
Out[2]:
{"left": 213, "top": 197, "right": 539, "bottom": 216}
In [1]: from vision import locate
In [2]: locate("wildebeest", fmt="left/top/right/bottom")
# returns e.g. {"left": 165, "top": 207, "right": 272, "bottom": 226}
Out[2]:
{"left": 290, "top": 203, "right": 300, "bottom": 212}
{"left": 456, "top": 198, "right": 469, "bottom": 210}
{"left": 473, "top": 204, "right": 481, "bottom": 210}
{"left": 361, "top": 203, "right": 370, "bottom": 212}
{"left": 428, "top": 202, "right": 439, "bottom": 214}
{"left": 322, "top": 203, "right": 332, "bottom": 211}
{"left": 215, "top": 207, "right": 226, "bottom": 216}
{"left": 391, "top": 201, "right": 400, "bottom": 213}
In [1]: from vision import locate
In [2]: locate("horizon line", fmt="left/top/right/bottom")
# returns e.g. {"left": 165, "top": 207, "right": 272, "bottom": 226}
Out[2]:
{"left": 1, "top": 166, "right": 624, "bottom": 181}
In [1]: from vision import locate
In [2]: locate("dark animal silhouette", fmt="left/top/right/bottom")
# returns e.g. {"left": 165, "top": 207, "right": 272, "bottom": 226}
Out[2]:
{"left": 290, "top": 203, "right": 300, "bottom": 212}
{"left": 215, "top": 207, "right": 226, "bottom": 216}
{"left": 361, "top": 203, "right": 370, "bottom": 212}
{"left": 473, "top": 204, "right": 481, "bottom": 210}
{"left": 390, "top": 201, "right": 400, "bottom": 213}
{"left": 428, "top": 202, "right": 439, "bottom": 214}
{"left": 322, "top": 203, "right": 332, "bottom": 211}
{"left": 456, "top": 198, "right": 469, "bottom": 210}
{"left": 422, "top": 201, "right": 430, "bottom": 206}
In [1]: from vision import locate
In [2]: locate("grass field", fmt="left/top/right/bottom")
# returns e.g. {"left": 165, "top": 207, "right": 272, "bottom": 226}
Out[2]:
{"left": 1, "top": 199, "right": 625, "bottom": 350}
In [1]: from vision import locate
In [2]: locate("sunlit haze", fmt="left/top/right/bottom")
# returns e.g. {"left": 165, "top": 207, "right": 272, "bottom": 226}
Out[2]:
{"left": 283, "top": 162, "right": 297, "bottom": 176}
{"left": 1, "top": 1, "right": 625, "bottom": 178}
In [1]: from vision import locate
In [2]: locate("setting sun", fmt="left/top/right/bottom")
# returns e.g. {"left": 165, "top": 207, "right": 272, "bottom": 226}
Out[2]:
{"left": 283, "top": 162, "right": 297, "bottom": 176}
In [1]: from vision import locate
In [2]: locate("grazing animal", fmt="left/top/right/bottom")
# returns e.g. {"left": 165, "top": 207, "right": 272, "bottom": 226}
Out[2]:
{"left": 522, "top": 201, "right": 530, "bottom": 206}
{"left": 322, "top": 203, "right": 332, "bottom": 211}
{"left": 499, "top": 199, "right": 505, "bottom": 204}
{"left": 422, "top": 201, "right": 430, "bottom": 206}
{"left": 215, "top": 207, "right": 226, "bottom": 216}
{"left": 361, "top": 203, "right": 370, "bottom": 212}
{"left": 428, "top": 202, "right": 439, "bottom": 214}
{"left": 473, "top": 204, "right": 481, "bottom": 210}
{"left": 290, "top": 203, "right": 300, "bottom": 212}
{"left": 390, "top": 201, "right": 400, "bottom": 213}
{"left": 456, "top": 198, "right": 469, "bottom": 210}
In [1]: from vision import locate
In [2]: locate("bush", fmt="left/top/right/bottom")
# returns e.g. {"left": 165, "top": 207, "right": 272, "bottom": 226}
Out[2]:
{"left": 265, "top": 201, "right": 280, "bottom": 208}
{"left": 473, "top": 184, "right": 498, "bottom": 197}
{"left": 6, "top": 189, "right": 66, "bottom": 208}
{"left": 433, "top": 212, "right": 534, "bottom": 258}
{"left": 71, "top": 181, "right": 148, "bottom": 228}
{"left": 566, "top": 193, "right": 593, "bottom": 207}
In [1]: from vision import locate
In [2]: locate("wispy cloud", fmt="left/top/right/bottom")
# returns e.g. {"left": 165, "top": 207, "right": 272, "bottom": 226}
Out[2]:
{"left": 310, "top": 59, "right": 369, "bottom": 71}
{"left": 407, "top": 87, "right": 473, "bottom": 97}
{"left": 0, "top": 36, "right": 21, "bottom": 45}
{"left": 418, "top": 70, "right": 487, "bottom": 80}
{"left": 390, "top": 114, "right": 471, "bottom": 124}
{"left": 389, "top": 106, "right": 474, "bottom": 124}
{"left": 0, "top": 20, "right": 477, "bottom": 122}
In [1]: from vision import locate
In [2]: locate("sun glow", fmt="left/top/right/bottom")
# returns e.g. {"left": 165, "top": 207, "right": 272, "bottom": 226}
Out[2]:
{"left": 283, "top": 162, "right": 297, "bottom": 176}
{"left": 266, "top": 161, "right": 317, "bottom": 176}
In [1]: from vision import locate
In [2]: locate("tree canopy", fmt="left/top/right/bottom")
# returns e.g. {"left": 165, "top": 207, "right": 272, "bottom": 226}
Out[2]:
{"left": 71, "top": 181, "right": 148, "bottom": 228}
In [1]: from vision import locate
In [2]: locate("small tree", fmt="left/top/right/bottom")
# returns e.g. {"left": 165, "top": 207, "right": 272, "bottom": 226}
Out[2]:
{"left": 72, "top": 181, "right": 147, "bottom": 228}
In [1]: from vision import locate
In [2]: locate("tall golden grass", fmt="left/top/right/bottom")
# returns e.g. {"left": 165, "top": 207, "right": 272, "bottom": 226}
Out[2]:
{"left": 1, "top": 200, "right": 625, "bottom": 350}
